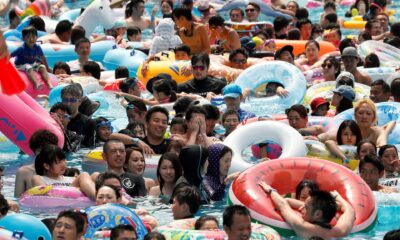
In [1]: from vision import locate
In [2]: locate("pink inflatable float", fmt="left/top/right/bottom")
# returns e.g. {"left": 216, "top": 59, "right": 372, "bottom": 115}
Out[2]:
{"left": 19, "top": 71, "right": 58, "bottom": 99}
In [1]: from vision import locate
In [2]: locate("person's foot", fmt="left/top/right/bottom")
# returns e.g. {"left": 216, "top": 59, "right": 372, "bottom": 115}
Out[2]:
{"left": 34, "top": 82, "right": 43, "bottom": 90}
{"left": 46, "top": 81, "right": 53, "bottom": 89}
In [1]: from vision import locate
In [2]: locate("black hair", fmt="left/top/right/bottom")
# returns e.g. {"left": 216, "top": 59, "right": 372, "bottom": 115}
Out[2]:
{"left": 295, "top": 179, "right": 319, "bottom": 200}
{"left": 74, "top": 37, "right": 90, "bottom": 51}
{"left": 82, "top": 61, "right": 101, "bottom": 80}
{"left": 115, "top": 66, "right": 130, "bottom": 79}
{"left": 229, "top": 48, "right": 249, "bottom": 62}
{"left": 110, "top": 224, "right": 137, "bottom": 240}
{"left": 126, "top": 121, "right": 145, "bottom": 137}
{"left": 53, "top": 61, "right": 71, "bottom": 75}
{"left": 144, "top": 232, "right": 166, "bottom": 240}
{"left": 124, "top": 146, "right": 145, "bottom": 173}
{"left": 287, "top": 28, "right": 301, "bottom": 40}
{"left": 191, "top": 53, "right": 210, "bottom": 68}
{"left": 55, "top": 20, "right": 73, "bottom": 36}
{"left": 0, "top": 194, "right": 9, "bottom": 216}
{"left": 170, "top": 117, "right": 188, "bottom": 133}
{"left": 356, "top": 139, "right": 377, "bottom": 157}
{"left": 64, "top": 167, "right": 80, "bottom": 177}
{"left": 185, "top": 105, "right": 207, "bottom": 121}
{"left": 172, "top": 185, "right": 201, "bottom": 215}
{"left": 174, "top": 44, "right": 191, "bottom": 55}
{"left": 208, "top": 15, "right": 225, "bottom": 27}
{"left": 384, "top": 229, "right": 400, "bottom": 240}
{"left": 223, "top": 205, "right": 250, "bottom": 228}
{"left": 145, "top": 106, "right": 169, "bottom": 123}
{"left": 385, "top": 37, "right": 400, "bottom": 49}
{"left": 55, "top": 210, "right": 85, "bottom": 235}
{"left": 34, "top": 144, "right": 66, "bottom": 175}
{"left": 390, "top": 22, "right": 400, "bottom": 38}
{"left": 119, "top": 77, "right": 138, "bottom": 93}
{"left": 194, "top": 215, "right": 219, "bottom": 230}
{"left": 161, "top": 0, "right": 173, "bottom": 9}
{"left": 359, "top": 154, "right": 384, "bottom": 173}
{"left": 172, "top": 7, "right": 192, "bottom": 21}
{"left": 153, "top": 79, "right": 177, "bottom": 102}
{"left": 247, "top": 2, "right": 260, "bottom": 12}
{"left": 309, "top": 190, "right": 337, "bottom": 223}
{"left": 339, "top": 38, "right": 356, "bottom": 54}
{"left": 96, "top": 184, "right": 122, "bottom": 200}
{"left": 61, "top": 83, "right": 83, "bottom": 98}
{"left": 274, "top": 16, "right": 289, "bottom": 33}
{"left": 173, "top": 96, "right": 193, "bottom": 116}
{"left": 391, "top": 78, "right": 400, "bottom": 100}
{"left": 378, "top": 144, "right": 398, "bottom": 159}
{"left": 222, "top": 109, "right": 240, "bottom": 123}
{"left": 29, "top": 129, "right": 59, "bottom": 153}
{"left": 127, "top": 26, "right": 142, "bottom": 36}
{"left": 336, "top": 97, "right": 353, "bottom": 114}
{"left": 358, "top": 30, "right": 372, "bottom": 42}
{"left": 229, "top": 8, "right": 244, "bottom": 17}
{"left": 364, "top": 53, "right": 380, "bottom": 68}
{"left": 41, "top": 218, "right": 56, "bottom": 233}
{"left": 126, "top": 100, "right": 147, "bottom": 112}
{"left": 125, "top": 0, "right": 145, "bottom": 18}
{"left": 323, "top": 1, "right": 336, "bottom": 11}
{"left": 22, "top": 26, "right": 38, "bottom": 38}
{"left": 371, "top": 79, "right": 390, "bottom": 93}
{"left": 366, "top": 19, "right": 381, "bottom": 31}
{"left": 29, "top": 16, "right": 45, "bottom": 32}
{"left": 323, "top": 56, "right": 341, "bottom": 78}
{"left": 324, "top": 12, "right": 338, "bottom": 24}
{"left": 95, "top": 171, "right": 122, "bottom": 190}
{"left": 295, "top": 8, "right": 309, "bottom": 20}
{"left": 50, "top": 102, "right": 72, "bottom": 115}
{"left": 336, "top": 120, "right": 362, "bottom": 145}
{"left": 285, "top": 104, "right": 308, "bottom": 118}
{"left": 70, "top": 26, "right": 86, "bottom": 45}
{"left": 8, "top": 9, "right": 18, "bottom": 21}
{"left": 203, "top": 104, "right": 220, "bottom": 121}
{"left": 157, "top": 152, "right": 182, "bottom": 195}
{"left": 305, "top": 39, "right": 320, "bottom": 51}
{"left": 103, "top": 139, "right": 124, "bottom": 154}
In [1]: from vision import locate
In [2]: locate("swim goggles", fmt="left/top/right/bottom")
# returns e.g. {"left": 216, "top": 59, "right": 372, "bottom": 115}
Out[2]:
{"left": 97, "top": 121, "right": 114, "bottom": 132}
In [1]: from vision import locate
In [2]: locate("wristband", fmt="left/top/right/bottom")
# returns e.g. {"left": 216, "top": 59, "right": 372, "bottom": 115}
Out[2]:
{"left": 131, "top": 137, "right": 139, "bottom": 145}
{"left": 267, "top": 188, "right": 277, "bottom": 194}
{"left": 343, "top": 158, "right": 350, "bottom": 164}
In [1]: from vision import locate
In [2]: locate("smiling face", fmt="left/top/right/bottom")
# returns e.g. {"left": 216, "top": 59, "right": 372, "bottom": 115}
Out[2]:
{"left": 23, "top": 33, "right": 37, "bottom": 48}
{"left": 103, "top": 142, "right": 126, "bottom": 171}
{"left": 224, "top": 213, "right": 252, "bottom": 240}
{"left": 159, "top": 159, "right": 176, "bottom": 184}
{"left": 358, "top": 142, "right": 376, "bottom": 160}
{"left": 146, "top": 111, "right": 168, "bottom": 139}
{"left": 223, "top": 114, "right": 239, "bottom": 135}
{"left": 245, "top": 4, "right": 259, "bottom": 22}
{"left": 161, "top": 1, "right": 172, "bottom": 15}
{"left": 125, "top": 149, "right": 145, "bottom": 176}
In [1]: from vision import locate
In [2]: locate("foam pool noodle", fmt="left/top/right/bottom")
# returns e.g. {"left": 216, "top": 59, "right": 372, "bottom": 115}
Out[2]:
{"left": 0, "top": 58, "right": 26, "bottom": 95}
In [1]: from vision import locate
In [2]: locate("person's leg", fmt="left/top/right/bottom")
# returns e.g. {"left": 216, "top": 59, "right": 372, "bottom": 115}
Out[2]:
{"left": 26, "top": 68, "right": 41, "bottom": 89}
{"left": 72, "top": 172, "right": 96, "bottom": 200}
{"left": 38, "top": 65, "right": 51, "bottom": 88}
{"left": 14, "top": 164, "right": 35, "bottom": 197}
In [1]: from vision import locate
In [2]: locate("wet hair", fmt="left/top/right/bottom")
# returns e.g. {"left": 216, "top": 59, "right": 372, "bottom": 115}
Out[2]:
{"left": 29, "top": 16, "right": 45, "bottom": 32}
{"left": 287, "top": 28, "right": 301, "bottom": 40}
{"left": 295, "top": 179, "right": 319, "bottom": 200}
{"left": 203, "top": 104, "right": 220, "bottom": 121}
{"left": 144, "top": 232, "right": 166, "bottom": 240}
{"left": 229, "top": 48, "right": 249, "bottom": 62}
{"left": 174, "top": 44, "right": 191, "bottom": 56}
{"left": 145, "top": 106, "right": 169, "bottom": 123}
{"left": 82, "top": 61, "right": 101, "bottom": 80}
{"left": 95, "top": 171, "right": 121, "bottom": 190}
{"left": 323, "top": 1, "right": 336, "bottom": 11}
{"left": 70, "top": 26, "right": 86, "bottom": 45}
{"left": 170, "top": 117, "right": 188, "bottom": 133}
{"left": 172, "top": 7, "right": 192, "bottom": 21}
{"left": 305, "top": 39, "right": 320, "bottom": 51}
{"left": 384, "top": 229, "right": 400, "bottom": 240}
{"left": 185, "top": 105, "right": 207, "bottom": 121}
{"left": 55, "top": 20, "right": 73, "bottom": 36}
{"left": 96, "top": 184, "right": 122, "bottom": 200}
{"left": 126, "top": 121, "right": 145, "bottom": 137}
{"left": 64, "top": 167, "right": 80, "bottom": 177}
{"left": 336, "top": 97, "right": 353, "bottom": 114}
{"left": 110, "top": 224, "right": 137, "bottom": 240}
{"left": 285, "top": 104, "right": 308, "bottom": 119}
{"left": 274, "top": 16, "right": 290, "bottom": 33}
{"left": 103, "top": 139, "right": 124, "bottom": 154}
{"left": 359, "top": 154, "right": 384, "bottom": 173}
{"left": 323, "top": 56, "right": 341, "bottom": 78}
{"left": 208, "top": 15, "right": 225, "bottom": 27}
{"left": 0, "top": 194, "right": 9, "bottom": 216}
{"left": 309, "top": 190, "right": 337, "bottom": 223}
{"left": 115, "top": 66, "right": 129, "bottom": 79}
{"left": 157, "top": 152, "right": 182, "bottom": 195}
{"left": 356, "top": 139, "right": 377, "bottom": 157}
{"left": 153, "top": 79, "right": 177, "bottom": 102}
{"left": 378, "top": 144, "right": 398, "bottom": 159}
{"left": 55, "top": 210, "right": 85, "bottom": 235}
{"left": 223, "top": 205, "right": 250, "bottom": 228}
{"left": 194, "top": 215, "right": 219, "bottom": 230}
{"left": 336, "top": 120, "right": 362, "bottom": 145}
{"left": 22, "top": 26, "right": 38, "bottom": 38}
{"left": 364, "top": 53, "right": 380, "bottom": 68}
{"left": 127, "top": 26, "right": 142, "bottom": 37}
{"left": 385, "top": 37, "right": 400, "bottom": 49}
{"left": 191, "top": 53, "right": 210, "bottom": 68}
{"left": 173, "top": 96, "right": 193, "bottom": 117}
{"left": 74, "top": 37, "right": 90, "bottom": 51}
{"left": 127, "top": 100, "right": 147, "bottom": 113}
{"left": 34, "top": 144, "right": 66, "bottom": 175}
{"left": 61, "top": 83, "right": 83, "bottom": 98}
{"left": 222, "top": 110, "right": 240, "bottom": 123}
{"left": 8, "top": 9, "right": 17, "bottom": 22}
{"left": 166, "top": 139, "right": 185, "bottom": 154}
{"left": 53, "top": 61, "right": 71, "bottom": 75}
{"left": 50, "top": 102, "right": 72, "bottom": 115}
{"left": 29, "top": 130, "right": 59, "bottom": 153}
{"left": 371, "top": 79, "right": 390, "bottom": 93}
{"left": 172, "top": 185, "right": 201, "bottom": 215}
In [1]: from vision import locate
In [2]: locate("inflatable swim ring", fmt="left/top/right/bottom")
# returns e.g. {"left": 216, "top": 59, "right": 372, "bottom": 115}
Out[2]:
{"left": 85, "top": 203, "right": 148, "bottom": 239}
{"left": 228, "top": 157, "right": 377, "bottom": 236}
{"left": 136, "top": 60, "right": 192, "bottom": 85}
{"left": 103, "top": 48, "right": 148, "bottom": 78}
{"left": 343, "top": 20, "right": 366, "bottom": 29}
{"left": 303, "top": 81, "right": 370, "bottom": 106}
{"left": 83, "top": 149, "right": 159, "bottom": 178}
{"left": 0, "top": 213, "right": 51, "bottom": 240}
{"left": 358, "top": 40, "right": 400, "bottom": 67}
{"left": 304, "top": 67, "right": 396, "bottom": 83}
{"left": 235, "top": 61, "right": 306, "bottom": 114}
{"left": 305, "top": 139, "right": 359, "bottom": 170}
{"left": 18, "top": 71, "right": 58, "bottom": 99}
{"left": 274, "top": 40, "right": 336, "bottom": 57}
{"left": 19, "top": 185, "right": 93, "bottom": 213}
{"left": 0, "top": 91, "right": 64, "bottom": 155}
{"left": 0, "top": 228, "right": 29, "bottom": 240}
{"left": 157, "top": 218, "right": 281, "bottom": 240}
{"left": 224, "top": 120, "right": 307, "bottom": 174}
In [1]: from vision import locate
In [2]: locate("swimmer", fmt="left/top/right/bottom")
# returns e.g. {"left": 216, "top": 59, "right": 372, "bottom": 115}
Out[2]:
{"left": 194, "top": 215, "right": 219, "bottom": 230}
{"left": 356, "top": 140, "right": 377, "bottom": 161}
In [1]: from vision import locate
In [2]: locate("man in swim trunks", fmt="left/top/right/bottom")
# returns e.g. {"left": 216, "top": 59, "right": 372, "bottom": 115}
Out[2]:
{"left": 259, "top": 181, "right": 355, "bottom": 239}
{"left": 38, "top": 20, "right": 72, "bottom": 44}
{"left": 173, "top": 7, "right": 210, "bottom": 54}
{"left": 342, "top": 47, "right": 372, "bottom": 86}
{"left": 125, "top": 0, "right": 152, "bottom": 30}
{"left": 223, "top": 205, "right": 252, "bottom": 240}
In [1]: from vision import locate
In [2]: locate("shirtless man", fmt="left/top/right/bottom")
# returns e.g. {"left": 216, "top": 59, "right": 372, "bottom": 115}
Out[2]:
{"left": 125, "top": 0, "right": 152, "bottom": 30}
{"left": 172, "top": 7, "right": 210, "bottom": 54}
{"left": 342, "top": 47, "right": 372, "bottom": 86}
{"left": 259, "top": 181, "right": 356, "bottom": 239}
{"left": 38, "top": 20, "right": 72, "bottom": 44}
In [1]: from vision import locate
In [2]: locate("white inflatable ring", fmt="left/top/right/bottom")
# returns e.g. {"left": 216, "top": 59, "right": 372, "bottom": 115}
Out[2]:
{"left": 224, "top": 121, "right": 307, "bottom": 174}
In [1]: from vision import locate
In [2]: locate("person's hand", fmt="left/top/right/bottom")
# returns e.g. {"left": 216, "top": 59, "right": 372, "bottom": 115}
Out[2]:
{"left": 151, "top": 5, "right": 158, "bottom": 17}
{"left": 115, "top": 92, "right": 125, "bottom": 98}
{"left": 138, "top": 140, "right": 155, "bottom": 155}
{"left": 8, "top": 200, "right": 19, "bottom": 213}
{"left": 135, "top": 208, "right": 149, "bottom": 215}
{"left": 276, "top": 87, "right": 289, "bottom": 97}
{"left": 141, "top": 62, "right": 149, "bottom": 76}
{"left": 188, "top": 117, "right": 200, "bottom": 134}
{"left": 206, "top": 92, "right": 216, "bottom": 101}
{"left": 224, "top": 172, "right": 240, "bottom": 184}
{"left": 242, "top": 88, "right": 252, "bottom": 100}
{"left": 258, "top": 181, "right": 273, "bottom": 193}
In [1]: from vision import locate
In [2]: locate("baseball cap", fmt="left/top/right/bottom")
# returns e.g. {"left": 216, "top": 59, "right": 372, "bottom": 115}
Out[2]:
{"left": 223, "top": 84, "right": 242, "bottom": 99}
{"left": 310, "top": 97, "right": 329, "bottom": 114}
{"left": 341, "top": 46, "right": 359, "bottom": 58}
{"left": 197, "top": 0, "right": 210, "bottom": 11}
{"left": 274, "top": 45, "right": 294, "bottom": 60}
{"left": 332, "top": 85, "right": 355, "bottom": 101}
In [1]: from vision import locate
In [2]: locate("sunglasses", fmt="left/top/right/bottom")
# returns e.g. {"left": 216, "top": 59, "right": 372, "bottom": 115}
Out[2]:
{"left": 192, "top": 65, "right": 206, "bottom": 71}
{"left": 321, "top": 63, "right": 333, "bottom": 69}
{"left": 245, "top": 8, "right": 256, "bottom": 12}
{"left": 62, "top": 97, "right": 79, "bottom": 103}
{"left": 232, "top": 58, "right": 246, "bottom": 64}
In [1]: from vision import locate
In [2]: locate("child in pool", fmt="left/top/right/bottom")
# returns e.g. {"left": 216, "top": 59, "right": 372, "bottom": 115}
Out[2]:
{"left": 127, "top": 26, "right": 142, "bottom": 42}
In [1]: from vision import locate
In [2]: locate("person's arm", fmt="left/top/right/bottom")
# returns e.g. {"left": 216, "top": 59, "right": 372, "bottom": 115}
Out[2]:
{"left": 286, "top": 198, "right": 305, "bottom": 209}
{"left": 148, "top": 186, "right": 161, "bottom": 196}
{"left": 40, "top": 55, "right": 51, "bottom": 72}
{"left": 109, "top": 133, "right": 155, "bottom": 155}
{"left": 329, "top": 191, "right": 355, "bottom": 237}
{"left": 115, "top": 92, "right": 159, "bottom": 106}
{"left": 325, "top": 140, "right": 349, "bottom": 166}
{"left": 31, "top": 175, "right": 46, "bottom": 187}
{"left": 141, "top": 55, "right": 156, "bottom": 76}
{"left": 317, "top": 131, "right": 336, "bottom": 143}
{"left": 298, "top": 125, "right": 325, "bottom": 136}
{"left": 376, "top": 121, "right": 396, "bottom": 147}
{"left": 227, "top": 30, "right": 241, "bottom": 50}
{"left": 198, "top": 25, "right": 211, "bottom": 54}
